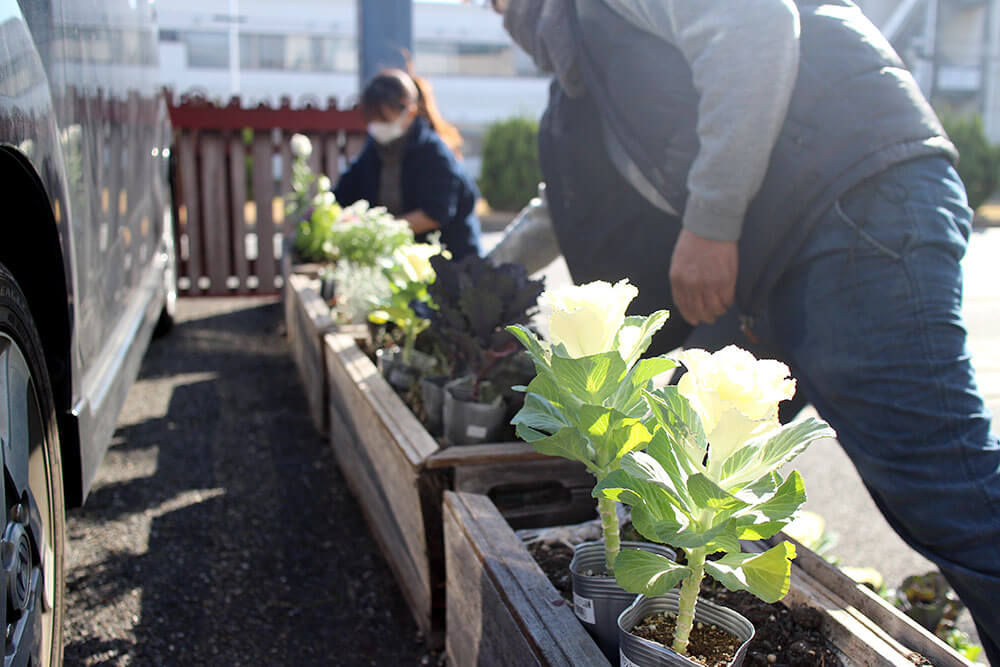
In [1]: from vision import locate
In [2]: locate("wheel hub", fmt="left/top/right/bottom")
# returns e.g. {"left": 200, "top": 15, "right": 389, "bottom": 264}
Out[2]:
{"left": 2, "top": 519, "right": 33, "bottom": 612}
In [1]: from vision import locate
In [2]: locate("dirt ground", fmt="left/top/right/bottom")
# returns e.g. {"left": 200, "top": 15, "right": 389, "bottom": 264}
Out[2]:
{"left": 63, "top": 297, "right": 433, "bottom": 666}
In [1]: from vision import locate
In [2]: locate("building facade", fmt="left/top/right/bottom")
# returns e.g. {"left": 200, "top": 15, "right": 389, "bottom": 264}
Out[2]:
{"left": 154, "top": 0, "right": 1000, "bottom": 165}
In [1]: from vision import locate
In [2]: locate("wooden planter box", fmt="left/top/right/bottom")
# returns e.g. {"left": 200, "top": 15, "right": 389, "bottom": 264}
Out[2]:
{"left": 323, "top": 331, "right": 597, "bottom": 648}
{"left": 443, "top": 490, "right": 975, "bottom": 667}
{"left": 285, "top": 271, "right": 337, "bottom": 434}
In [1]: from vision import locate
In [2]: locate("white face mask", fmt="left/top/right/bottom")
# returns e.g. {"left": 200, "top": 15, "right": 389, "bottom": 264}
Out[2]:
{"left": 368, "top": 114, "right": 409, "bottom": 145}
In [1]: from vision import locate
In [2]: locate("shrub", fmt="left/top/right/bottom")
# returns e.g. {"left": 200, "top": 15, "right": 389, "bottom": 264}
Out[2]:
{"left": 937, "top": 107, "right": 1000, "bottom": 211}
{"left": 478, "top": 116, "right": 542, "bottom": 211}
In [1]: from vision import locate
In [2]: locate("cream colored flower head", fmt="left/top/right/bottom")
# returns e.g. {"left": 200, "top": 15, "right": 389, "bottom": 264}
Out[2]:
{"left": 540, "top": 279, "right": 638, "bottom": 358}
{"left": 290, "top": 133, "right": 312, "bottom": 158}
{"left": 393, "top": 243, "right": 441, "bottom": 284}
{"left": 313, "top": 190, "right": 336, "bottom": 208}
{"left": 676, "top": 346, "right": 796, "bottom": 474}
{"left": 317, "top": 175, "right": 332, "bottom": 192}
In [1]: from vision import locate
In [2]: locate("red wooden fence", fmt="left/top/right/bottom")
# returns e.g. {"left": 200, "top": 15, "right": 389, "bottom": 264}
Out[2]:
{"left": 167, "top": 93, "right": 367, "bottom": 296}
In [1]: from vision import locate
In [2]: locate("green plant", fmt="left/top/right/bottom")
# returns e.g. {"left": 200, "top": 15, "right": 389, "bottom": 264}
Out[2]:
{"left": 323, "top": 201, "right": 414, "bottom": 267}
{"left": 416, "top": 254, "right": 544, "bottom": 402}
{"left": 369, "top": 243, "right": 443, "bottom": 364}
{"left": 507, "top": 279, "right": 675, "bottom": 571}
{"left": 478, "top": 116, "right": 542, "bottom": 211}
{"left": 937, "top": 107, "right": 1000, "bottom": 210}
{"left": 592, "top": 346, "right": 834, "bottom": 656}
{"left": 328, "top": 261, "right": 391, "bottom": 324}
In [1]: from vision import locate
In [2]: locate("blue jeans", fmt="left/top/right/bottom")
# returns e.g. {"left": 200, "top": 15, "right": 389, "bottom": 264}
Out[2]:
{"left": 765, "top": 156, "right": 1000, "bottom": 664}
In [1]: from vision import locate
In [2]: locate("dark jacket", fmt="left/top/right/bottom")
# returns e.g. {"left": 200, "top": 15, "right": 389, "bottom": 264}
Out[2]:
{"left": 334, "top": 117, "right": 482, "bottom": 261}
{"left": 557, "top": 0, "right": 956, "bottom": 315}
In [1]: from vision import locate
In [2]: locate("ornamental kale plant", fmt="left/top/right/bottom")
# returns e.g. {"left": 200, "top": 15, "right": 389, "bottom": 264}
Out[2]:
{"left": 368, "top": 243, "right": 443, "bottom": 365}
{"left": 593, "top": 346, "right": 835, "bottom": 656}
{"left": 416, "top": 254, "right": 544, "bottom": 402}
{"left": 507, "top": 280, "right": 676, "bottom": 571}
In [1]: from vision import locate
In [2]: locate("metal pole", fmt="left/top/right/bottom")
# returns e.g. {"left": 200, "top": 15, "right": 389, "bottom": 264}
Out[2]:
{"left": 229, "top": 0, "right": 241, "bottom": 97}
{"left": 358, "top": 0, "right": 413, "bottom": 90}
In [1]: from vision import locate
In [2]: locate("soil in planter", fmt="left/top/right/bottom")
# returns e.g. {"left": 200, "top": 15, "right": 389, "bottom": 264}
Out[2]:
{"left": 631, "top": 610, "right": 742, "bottom": 667}
{"left": 525, "top": 540, "right": 845, "bottom": 667}
{"left": 526, "top": 540, "right": 574, "bottom": 602}
{"left": 700, "top": 580, "right": 843, "bottom": 667}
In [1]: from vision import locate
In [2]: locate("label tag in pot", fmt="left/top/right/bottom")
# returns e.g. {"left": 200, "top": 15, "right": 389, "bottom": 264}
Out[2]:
{"left": 466, "top": 424, "right": 488, "bottom": 439}
{"left": 573, "top": 592, "right": 595, "bottom": 624}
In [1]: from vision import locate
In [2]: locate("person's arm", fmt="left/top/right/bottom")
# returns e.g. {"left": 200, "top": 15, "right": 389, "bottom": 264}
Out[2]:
{"left": 618, "top": 0, "right": 800, "bottom": 241}
{"left": 402, "top": 209, "right": 440, "bottom": 235}
{"left": 610, "top": 0, "right": 800, "bottom": 323}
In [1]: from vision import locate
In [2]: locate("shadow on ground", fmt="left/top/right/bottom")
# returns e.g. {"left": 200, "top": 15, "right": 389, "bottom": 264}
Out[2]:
{"left": 64, "top": 298, "right": 428, "bottom": 666}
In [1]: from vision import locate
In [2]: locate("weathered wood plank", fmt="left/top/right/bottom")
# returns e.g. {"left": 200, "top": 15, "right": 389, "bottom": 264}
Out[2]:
{"left": 252, "top": 133, "right": 277, "bottom": 292}
{"left": 228, "top": 132, "right": 250, "bottom": 294}
{"left": 443, "top": 491, "right": 611, "bottom": 667}
{"left": 326, "top": 385, "right": 437, "bottom": 641}
{"left": 766, "top": 534, "right": 974, "bottom": 667}
{"left": 278, "top": 134, "right": 292, "bottom": 231}
{"left": 743, "top": 537, "right": 973, "bottom": 666}
{"left": 322, "top": 133, "right": 339, "bottom": 179}
{"left": 325, "top": 332, "right": 440, "bottom": 467}
{"left": 426, "top": 442, "right": 555, "bottom": 468}
{"left": 177, "top": 131, "right": 203, "bottom": 295}
{"left": 453, "top": 459, "right": 596, "bottom": 529}
{"left": 198, "top": 132, "right": 231, "bottom": 295}
{"left": 286, "top": 274, "right": 337, "bottom": 433}
{"left": 324, "top": 333, "right": 439, "bottom": 640}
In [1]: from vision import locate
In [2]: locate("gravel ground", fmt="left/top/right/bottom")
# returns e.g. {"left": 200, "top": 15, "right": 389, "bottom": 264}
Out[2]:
{"left": 64, "top": 296, "right": 432, "bottom": 666}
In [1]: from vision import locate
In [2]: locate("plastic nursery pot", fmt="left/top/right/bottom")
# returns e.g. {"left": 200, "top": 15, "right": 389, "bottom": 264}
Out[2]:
{"left": 570, "top": 540, "right": 677, "bottom": 662}
{"left": 897, "top": 572, "right": 960, "bottom": 632}
{"left": 419, "top": 375, "right": 447, "bottom": 435}
{"left": 442, "top": 377, "right": 506, "bottom": 445}
{"left": 618, "top": 592, "right": 755, "bottom": 667}
{"left": 375, "top": 347, "right": 436, "bottom": 391}
{"left": 319, "top": 273, "right": 336, "bottom": 302}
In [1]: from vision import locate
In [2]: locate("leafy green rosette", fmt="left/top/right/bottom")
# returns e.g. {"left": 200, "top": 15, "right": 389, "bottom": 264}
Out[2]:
{"left": 594, "top": 346, "right": 836, "bottom": 655}
{"left": 507, "top": 279, "right": 676, "bottom": 571}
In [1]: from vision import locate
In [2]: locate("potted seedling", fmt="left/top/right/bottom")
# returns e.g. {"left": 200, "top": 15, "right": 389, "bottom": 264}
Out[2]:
{"left": 416, "top": 254, "right": 544, "bottom": 443}
{"left": 369, "top": 243, "right": 443, "bottom": 390}
{"left": 591, "top": 346, "right": 835, "bottom": 666}
{"left": 507, "top": 279, "right": 680, "bottom": 659}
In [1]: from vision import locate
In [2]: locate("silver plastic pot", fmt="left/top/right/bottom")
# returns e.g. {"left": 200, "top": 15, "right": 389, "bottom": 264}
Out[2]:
{"left": 569, "top": 540, "right": 677, "bottom": 662}
{"left": 419, "top": 375, "right": 447, "bottom": 435}
{"left": 618, "top": 592, "right": 755, "bottom": 667}
{"left": 442, "top": 377, "right": 506, "bottom": 445}
{"left": 375, "top": 347, "right": 436, "bottom": 391}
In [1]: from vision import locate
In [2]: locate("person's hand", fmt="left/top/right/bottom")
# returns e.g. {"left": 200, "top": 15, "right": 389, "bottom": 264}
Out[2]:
{"left": 669, "top": 228, "right": 738, "bottom": 325}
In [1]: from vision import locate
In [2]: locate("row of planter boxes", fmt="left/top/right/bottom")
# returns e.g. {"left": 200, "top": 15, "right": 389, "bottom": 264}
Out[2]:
{"left": 284, "top": 267, "right": 974, "bottom": 665}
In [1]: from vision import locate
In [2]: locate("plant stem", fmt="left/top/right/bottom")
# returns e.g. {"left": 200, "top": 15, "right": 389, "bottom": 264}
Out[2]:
{"left": 597, "top": 496, "right": 620, "bottom": 573}
{"left": 402, "top": 332, "right": 415, "bottom": 366}
{"left": 674, "top": 547, "right": 706, "bottom": 656}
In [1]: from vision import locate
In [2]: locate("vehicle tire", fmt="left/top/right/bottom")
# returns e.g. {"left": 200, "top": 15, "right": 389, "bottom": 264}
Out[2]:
{"left": 0, "top": 262, "right": 66, "bottom": 667}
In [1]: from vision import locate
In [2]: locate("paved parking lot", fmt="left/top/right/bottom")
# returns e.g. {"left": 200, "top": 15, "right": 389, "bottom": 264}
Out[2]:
{"left": 64, "top": 297, "right": 431, "bottom": 666}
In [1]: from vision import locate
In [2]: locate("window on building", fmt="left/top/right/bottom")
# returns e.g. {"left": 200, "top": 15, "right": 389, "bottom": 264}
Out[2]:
{"left": 239, "top": 33, "right": 356, "bottom": 72}
{"left": 184, "top": 31, "right": 230, "bottom": 69}
{"left": 413, "top": 40, "right": 539, "bottom": 77}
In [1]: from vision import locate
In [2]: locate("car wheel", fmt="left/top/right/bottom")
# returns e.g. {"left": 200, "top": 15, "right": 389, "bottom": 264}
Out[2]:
{"left": 0, "top": 262, "right": 66, "bottom": 667}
